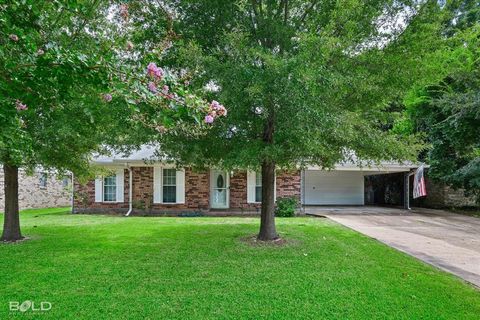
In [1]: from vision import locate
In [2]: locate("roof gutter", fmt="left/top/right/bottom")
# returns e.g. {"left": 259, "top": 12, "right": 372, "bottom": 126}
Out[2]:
{"left": 125, "top": 164, "right": 133, "bottom": 217}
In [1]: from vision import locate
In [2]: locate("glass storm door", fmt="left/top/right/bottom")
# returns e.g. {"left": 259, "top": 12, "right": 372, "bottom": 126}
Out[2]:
{"left": 211, "top": 170, "right": 229, "bottom": 209}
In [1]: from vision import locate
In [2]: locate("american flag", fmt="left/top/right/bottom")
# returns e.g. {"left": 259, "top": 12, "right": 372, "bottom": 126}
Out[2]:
{"left": 413, "top": 165, "right": 427, "bottom": 199}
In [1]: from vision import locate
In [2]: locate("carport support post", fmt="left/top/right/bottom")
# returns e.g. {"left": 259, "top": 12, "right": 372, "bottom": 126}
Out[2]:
{"left": 404, "top": 172, "right": 410, "bottom": 210}
{"left": 300, "top": 170, "right": 305, "bottom": 214}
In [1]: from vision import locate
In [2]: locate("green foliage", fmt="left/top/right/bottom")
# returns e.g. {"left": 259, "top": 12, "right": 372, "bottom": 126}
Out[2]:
{"left": 149, "top": 0, "right": 466, "bottom": 172}
{"left": 275, "top": 197, "right": 298, "bottom": 217}
{"left": 73, "top": 191, "right": 89, "bottom": 208}
{"left": 0, "top": 1, "right": 117, "bottom": 175}
{"left": 0, "top": 1, "right": 214, "bottom": 178}
{"left": 397, "top": 17, "right": 480, "bottom": 201}
{"left": 132, "top": 199, "right": 146, "bottom": 210}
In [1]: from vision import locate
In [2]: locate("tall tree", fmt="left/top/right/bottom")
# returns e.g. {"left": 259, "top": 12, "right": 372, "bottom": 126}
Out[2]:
{"left": 0, "top": 1, "right": 215, "bottom": 242}
{"left": 0, "top": 1, "right": 115, "bottom": 241}
{"left": 394, "top": 2, "right": 480, "bottom": 201}
{"left": 148, "top": 0, "right": 465, "bottom": 240}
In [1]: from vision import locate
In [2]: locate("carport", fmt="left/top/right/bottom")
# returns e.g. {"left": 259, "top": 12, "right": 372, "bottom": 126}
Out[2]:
{"left": 301, "top": 162, "right": 418, "bottom": 209}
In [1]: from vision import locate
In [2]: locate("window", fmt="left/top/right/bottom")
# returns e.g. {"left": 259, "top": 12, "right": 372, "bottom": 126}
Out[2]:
{"left": 39, "top": 173, "right": 47, "bottom": 189}
{"left": 162, "top": 169, "right": 176, "bottom": 203}
{"left": 255, "top": 172, "right": 262, "bottom": 202}
{"left": 103, "top": 175, "right": 117, "bottom": 202}
{"left": 62, "top": 176, "right": 70, "bottom": 188}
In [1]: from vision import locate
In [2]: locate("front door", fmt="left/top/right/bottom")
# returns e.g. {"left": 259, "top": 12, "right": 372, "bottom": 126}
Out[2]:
{"left": 211, "top": 170, "right": 229, "bottom": 209}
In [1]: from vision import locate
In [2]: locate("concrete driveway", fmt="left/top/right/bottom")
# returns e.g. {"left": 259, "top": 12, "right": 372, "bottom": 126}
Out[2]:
{"left": 305, "top": 206, "right": 480, "bottom": 288}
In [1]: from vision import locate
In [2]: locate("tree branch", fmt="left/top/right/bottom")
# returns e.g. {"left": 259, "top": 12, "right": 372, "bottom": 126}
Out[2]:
{"left": 299, "top": 0, "right": 318, "bottom": 25}
{"left": 250, "top": 0, "right": 266, "bottom": 46}
{"left": 275, "top": 0, "right": 286, "bottom": 19}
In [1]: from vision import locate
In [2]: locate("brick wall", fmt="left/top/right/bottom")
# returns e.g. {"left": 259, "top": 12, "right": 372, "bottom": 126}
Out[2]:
{"left": 413, "top": 177, "right": 478, "bottom": 208}
{"left": 229, "top": 171, "right": 259, "bottom": 211}
{"left": 185, "top": 169, "right": 210, "bottom": 210}
{"left": 73, "top": 167, "right": 301, "bottom": 214}
{"left": 74, "top": 167, "right": 211, "bottom": 213}
{"left": 276, "top": 170, "right": 301, "bottom": 201}
{"left": 130, "top": 167, "right": 210, "bottom": 212}
{"left": 73, "top": 169, "right": 129, "bottom": 212}
{"left": 0, "top": 168, "right": 71, "bottom": 211}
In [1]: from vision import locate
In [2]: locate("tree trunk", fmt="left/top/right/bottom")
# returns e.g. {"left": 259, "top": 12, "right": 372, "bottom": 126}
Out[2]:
{"left": 258, "top": 160, "right": 278, "bottom": 241}
{"left": 257, "top": 101, "right": 278, "bottom": 241}
{"left": 1, "top": 164, "right": 23, "bottom": 242}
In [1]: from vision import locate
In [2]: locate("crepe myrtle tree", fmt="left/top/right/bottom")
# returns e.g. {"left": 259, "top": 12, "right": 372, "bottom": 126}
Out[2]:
{"left": 0, "top": 1, "right": 223, "bottom": 242}
{"left": 151, "top": 0, "right": 467, "bottom": 240}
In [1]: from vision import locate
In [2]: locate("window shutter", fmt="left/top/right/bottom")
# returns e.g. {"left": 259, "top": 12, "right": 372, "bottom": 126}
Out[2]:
{"left": 95, "top": 177, "right": 103, "bottom": 202}
{"left": 176, "top": 169, "right": 185, "bottom": 204}
{"left": 153, "top": 167, "right": 162, "bottom": 203}
{"left": 247, "top": 171, "right": 256, "bottom": 203}
{"left": 116, "top": 169, "right": 124, "bottom": 202}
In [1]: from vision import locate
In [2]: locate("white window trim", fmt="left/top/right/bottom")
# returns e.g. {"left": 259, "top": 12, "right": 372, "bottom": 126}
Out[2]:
{"left": 103, "top": 175, "right": 117, "bottom": 203}
{"left": 153, "top": 166, "right": 185, "bottom": 204}
{"left": 94, "top": 168, "right": 124, "bottom": 203}
{"left": 162, "top": 168, "right": 177, "bottom": 204}
{"left": 247, "top": 170, "right": 276, "bottom": 204}
{"left": 255, "top": 171, "right": 262, "bottom": 203}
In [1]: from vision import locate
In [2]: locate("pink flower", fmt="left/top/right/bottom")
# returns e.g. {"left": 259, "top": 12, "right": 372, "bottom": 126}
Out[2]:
{"left": 154, "top": 67, "right": 163, "bottom": 79}
{"left": 9, "top": 34, "right": 19, "bottom": 42}
{"left": 155, "top": 125, "right": 167, "bottom": 133}
{"left": 217, "top": 105, "right": 227, "bottom": 116}
{"left": 222, "top": 107, "right": 227, "bottom": 116}
{"left": 147, "top": 62, "right": 158, "bottom": 76}
{"left": 103, "top": 93, "right": 112, "bottom": 102}
{"left": 211, "top": 100, "right": 221, "bottom": 109}
{"left": 15, "top": 100, "right": 27, "bottom": 111}
{"left": 126, "top": 41, "right": 134, "bottom": 50}
{"left": 205, "top": 115, "right": 214, "bottom": 124}
{"left": 210, "top": 100, "right": 227, "bottom": 116}
{"left": 148, "top": 81, "right": 157, "bottom": 93}
{"left": 146, "top": 62, "right": 163, "bottom": 80}
{"left": 161, "top": 85, "right": 169, "bottom": 95}
{"left": 120, "top": 4, "right": 129, "bottom": 20}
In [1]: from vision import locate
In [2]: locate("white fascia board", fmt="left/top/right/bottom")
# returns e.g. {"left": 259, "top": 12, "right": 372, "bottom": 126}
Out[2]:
{"left": 306, "top": 164, "right": 414, "bottom": 172}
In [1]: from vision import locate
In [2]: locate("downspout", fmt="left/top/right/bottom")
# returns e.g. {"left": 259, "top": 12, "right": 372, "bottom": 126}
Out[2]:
{"left": 71, "top": 172, "right": 75, "bottom": 214}
{"left": 301, "top": 169, "right": 305, "bottom": 214}
{"left": 125, "top": 165, "right": 133, "bottom": 216}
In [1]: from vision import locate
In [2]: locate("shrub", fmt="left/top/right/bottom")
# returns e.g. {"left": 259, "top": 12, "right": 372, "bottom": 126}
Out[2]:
{"left": 132, "top": 200, "right": 146, "bottom": 210}
{"left": 275, "top": 197, "right": 298, "bottom": 217}
{"left": 74, "top": 191, "right": 89, "bottom": 208}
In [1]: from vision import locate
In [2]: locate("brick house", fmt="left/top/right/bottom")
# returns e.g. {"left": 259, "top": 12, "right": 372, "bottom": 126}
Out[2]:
{"left": 0, "top": 167, "right": 71, "bottom": 210}
{"left": 74, "top": 165, "right": 301, "bottom": 215}
{"left": 73, "top": 146, "right": 425, "bottom": 215}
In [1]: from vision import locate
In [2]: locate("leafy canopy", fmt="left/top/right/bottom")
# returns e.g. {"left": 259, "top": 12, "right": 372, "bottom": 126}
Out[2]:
{"left": 150, "top": 0, "right": 464, "bottom": 170}
{"left": 395, "top": 13, "right": 480, "bottom": 200}
{"left": 0, "top": 1, "right": 219, "bottom": 176}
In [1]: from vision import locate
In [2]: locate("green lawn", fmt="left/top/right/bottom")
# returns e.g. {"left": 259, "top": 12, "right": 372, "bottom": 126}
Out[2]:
{"left": 1, "top": 208, "right": 479, "bottom": 319}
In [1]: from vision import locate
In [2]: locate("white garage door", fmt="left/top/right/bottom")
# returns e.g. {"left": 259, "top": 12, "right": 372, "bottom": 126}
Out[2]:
{"left": 304, "top": 171, "right": 364, "bottom": 205}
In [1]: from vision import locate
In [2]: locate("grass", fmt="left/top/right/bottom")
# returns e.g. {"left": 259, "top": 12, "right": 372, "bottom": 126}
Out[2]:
{"left": 1, "top": 208, "right": 479, "bottom": 319}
